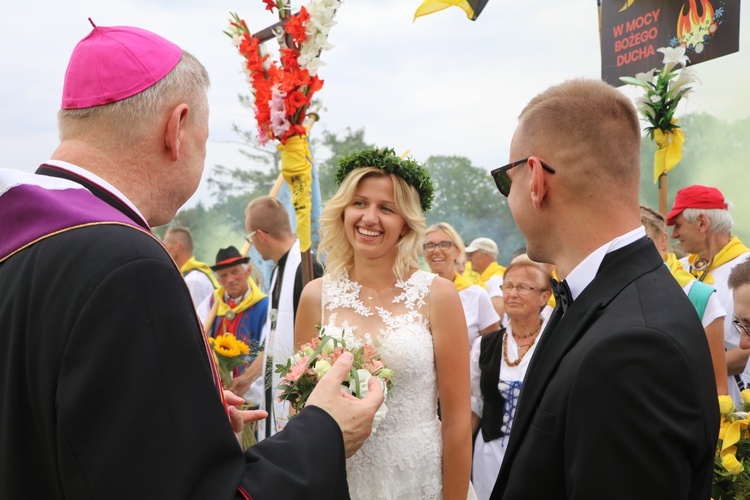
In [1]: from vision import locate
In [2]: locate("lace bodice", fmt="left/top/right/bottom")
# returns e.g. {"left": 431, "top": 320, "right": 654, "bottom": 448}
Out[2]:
{"left": 322, "top": 269, "right": 443, "bottom": 499}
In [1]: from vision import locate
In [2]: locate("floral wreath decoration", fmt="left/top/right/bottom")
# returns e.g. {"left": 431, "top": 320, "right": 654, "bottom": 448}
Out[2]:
{"left": 335, "top": 147, "right": 435, "bottom": 212}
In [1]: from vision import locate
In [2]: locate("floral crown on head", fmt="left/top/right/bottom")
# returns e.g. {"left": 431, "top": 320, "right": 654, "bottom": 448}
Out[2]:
{"left": 334, "top": 147, "right": 434, "bottom": 212}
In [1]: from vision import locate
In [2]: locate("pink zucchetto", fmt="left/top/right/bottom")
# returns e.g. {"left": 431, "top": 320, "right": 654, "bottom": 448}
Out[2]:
{"left": 61, "top": 19, "right": 182, "bottom": 109}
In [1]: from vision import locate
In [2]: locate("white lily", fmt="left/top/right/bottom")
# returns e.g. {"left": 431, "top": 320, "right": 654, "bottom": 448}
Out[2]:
{"left": 669, "top": 67, "right": 701, "bottom": 97}
{"left": 657, "top": 46, "right": 690, "bottom": 73}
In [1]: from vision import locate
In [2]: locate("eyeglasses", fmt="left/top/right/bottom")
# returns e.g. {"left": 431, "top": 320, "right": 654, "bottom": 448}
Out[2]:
{"left": 491, "top": 157, "right": 557, "bottom": 197}
{"left": 733, "top": 319, "right": 750, "bottom": 337}
{"left": 244, "top": 230, "right": 258, "bottom": 244}
{"left": 423, "top": 241, "right": 454, "bottom": 252}
{"left": 501, "top": 283, "right": 542, "bottom": 295}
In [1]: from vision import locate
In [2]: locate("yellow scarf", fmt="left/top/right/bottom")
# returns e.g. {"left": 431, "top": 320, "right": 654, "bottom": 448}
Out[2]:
{"left": 214, "top": 278, "right": 267, "bottom": 317}
{"left": 453, "top": 272, "right": 474, "bottom": 292}
{"left": 665, "top": 252, "right": 695, "bottom": 288}
{"left": 479, "top": 261, "right": 506, "bottom": 282}
{"left": 180, "top": 256, "right": 219, "bottom": 288}
{"left": 461, "top": 263, "right": 485, "bottom": 288}
{"left": 547, "top": 269, "right": 558, "bottom": 308}
{"left": 687, "top": 236, "right": 750, "bottom": 284}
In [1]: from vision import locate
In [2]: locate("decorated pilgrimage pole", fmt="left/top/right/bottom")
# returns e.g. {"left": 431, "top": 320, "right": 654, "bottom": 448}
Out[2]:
{"left": 620, "top": 45, "right": 698, "bottom": 216}
{"left": 226, "top": 0, "right": 341, "bottom": 286}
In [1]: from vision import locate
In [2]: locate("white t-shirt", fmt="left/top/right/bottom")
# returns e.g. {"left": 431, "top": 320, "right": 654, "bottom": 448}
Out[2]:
{"left": 486, "top": 274, "right": 504, "bottom": 299}
{"left": 459, "top": 284, "right": 501, "bottom": 346}
{"left": 184, "top": 269, "right": 215, "bottom": 310}
{"left": 681, "top": 280, "right": 726, "bottom": 328}
{"left": 680, "top": 252, "right": 750, "bottom": 390}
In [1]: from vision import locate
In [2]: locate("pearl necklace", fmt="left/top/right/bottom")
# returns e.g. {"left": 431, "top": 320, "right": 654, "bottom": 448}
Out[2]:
{"left": 503, "top": 320, "right": 542, "bottom": 367}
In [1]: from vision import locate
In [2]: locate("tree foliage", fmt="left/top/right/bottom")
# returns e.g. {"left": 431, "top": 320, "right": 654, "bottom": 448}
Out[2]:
{"left": 423, "top": 155, "right": 525, "bottom": 263}
{"left": 315, "top": 127, "right": 374, "bottom": 200}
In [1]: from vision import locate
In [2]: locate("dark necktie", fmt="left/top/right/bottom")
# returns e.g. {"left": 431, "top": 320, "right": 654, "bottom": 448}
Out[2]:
{"left": 550, "top": 278, "right": 572, "bottom": 314}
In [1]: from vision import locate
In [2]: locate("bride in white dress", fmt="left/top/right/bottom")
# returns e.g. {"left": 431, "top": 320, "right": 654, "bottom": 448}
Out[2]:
{"left": 296, "top": 148, "right": 472, "bottom": 499}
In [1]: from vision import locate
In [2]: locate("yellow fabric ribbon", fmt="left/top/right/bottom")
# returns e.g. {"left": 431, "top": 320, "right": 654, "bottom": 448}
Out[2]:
{"left": 453, "top": 272, "right": 474, "bottom": 292}
{"left": 278, "top": 135, "right": 313, "bottom": 252}
{"left": 687, "top": 236, "right": 750, "bottom": 284}
{"left": 180, "top": 256, "right": 219, "bottom": 288}
{"left": 722, "top": 417, "right": 750, "bottom": 456}
{"left": 214, "top": 278, "right": 267, "bottom": 318}
{"left": 479, "top": 261, "right": 506, "bottom": 282}
{"left": 652, "top": 127, "right": 684, "bottom": 184}
{"left": 665, "top": 252, "right": 695, "bottom": 288}
{"left": 414, "top": 0, "right": 477, "bottom": 20}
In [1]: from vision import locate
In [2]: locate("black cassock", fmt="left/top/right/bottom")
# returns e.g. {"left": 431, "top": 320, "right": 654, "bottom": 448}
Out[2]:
{"left": 0, "top": 165, "right": 349, "bottom": 500}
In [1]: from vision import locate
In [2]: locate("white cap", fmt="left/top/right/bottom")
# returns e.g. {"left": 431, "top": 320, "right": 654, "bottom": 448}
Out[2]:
{"left": 465, "top": 237, "right": 498, "bottom": 257}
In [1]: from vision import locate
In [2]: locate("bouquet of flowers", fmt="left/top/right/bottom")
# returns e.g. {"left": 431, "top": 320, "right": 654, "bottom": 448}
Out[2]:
{"left": 620, "top": 46, "right": 700, "bottom": 183}
{"left": 275, "top": 329, "right": 393, "bottom": 429}
{"left": 208, "top": 333, "right": 252, "bottom": 389}
{"left": 225, "top": 0, "right": 341, "bottom": 145}
{"left": 714, "top": 393, "right": 750, "bottom": 499}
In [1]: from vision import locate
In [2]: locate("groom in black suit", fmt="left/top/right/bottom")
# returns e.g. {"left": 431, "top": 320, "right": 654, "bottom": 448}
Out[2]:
{"left": 489, "top": 79, "right": 718, "bottom": 498}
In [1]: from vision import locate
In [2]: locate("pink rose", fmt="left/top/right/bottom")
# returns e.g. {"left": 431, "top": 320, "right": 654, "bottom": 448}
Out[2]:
{"left": 285, "top": 356, "right": 309, "bottom": 382}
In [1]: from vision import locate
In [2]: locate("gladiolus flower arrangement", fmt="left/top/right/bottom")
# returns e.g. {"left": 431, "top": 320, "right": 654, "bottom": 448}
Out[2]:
{"left": 225, "top": 0, "right": 341, "bottom": 145}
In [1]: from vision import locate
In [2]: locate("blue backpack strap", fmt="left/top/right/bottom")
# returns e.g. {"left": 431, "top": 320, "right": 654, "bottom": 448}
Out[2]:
{"left": 687, "top": 280, "right": 716, "bottom": 320}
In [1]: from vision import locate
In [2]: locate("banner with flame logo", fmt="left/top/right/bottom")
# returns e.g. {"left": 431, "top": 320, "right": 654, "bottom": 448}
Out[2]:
{"left": 600, "top": 0, "right": 740, "bottom": 86}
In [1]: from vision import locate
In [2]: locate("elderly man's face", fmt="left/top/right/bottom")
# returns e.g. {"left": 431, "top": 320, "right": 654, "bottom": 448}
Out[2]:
{"left": 734, "top": 284, "right": 750, "bottom": 350}
{"left": 217, "top": 264, "right": 250, "bottom": 299}
{"left": 468, "top": 251, "right": 491, "bottom": 274}
{"left": 671, "top": 213, "right": 705, "bottom": 255}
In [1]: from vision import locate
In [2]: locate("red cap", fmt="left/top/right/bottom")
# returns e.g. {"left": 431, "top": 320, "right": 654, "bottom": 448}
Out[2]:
{"left": 61, "top": 19, "right": 181, "bottom": 109}
{"left": 666, "top": 185, "right": 728, "bottom": 226}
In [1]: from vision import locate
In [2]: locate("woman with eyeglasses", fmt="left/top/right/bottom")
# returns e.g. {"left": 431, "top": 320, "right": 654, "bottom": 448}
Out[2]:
{"left": 423, "top": 223, "right": 500, "bottom": 347}
{"left": 469, "top": 255, "right": 552, "bottom": 500}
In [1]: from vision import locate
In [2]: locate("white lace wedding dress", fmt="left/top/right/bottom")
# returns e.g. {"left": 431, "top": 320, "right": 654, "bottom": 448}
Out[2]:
{"left": 321, "top": 269, "right": 443, "bottom": 499}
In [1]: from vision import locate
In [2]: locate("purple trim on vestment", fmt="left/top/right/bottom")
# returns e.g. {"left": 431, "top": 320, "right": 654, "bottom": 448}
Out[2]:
{"left": 0, "top": 183, "right": 144, "bottom": 261}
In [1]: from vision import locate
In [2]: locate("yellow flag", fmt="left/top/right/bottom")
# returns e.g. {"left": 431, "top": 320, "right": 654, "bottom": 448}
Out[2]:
{"left": 652, "top": 127, "right": 684, "bottom": 183}
{"left": 414, "top": 0, "right": 489, "bottom": 21}
{"left": 278, "top": 135, "right": 313, "bottom": 252}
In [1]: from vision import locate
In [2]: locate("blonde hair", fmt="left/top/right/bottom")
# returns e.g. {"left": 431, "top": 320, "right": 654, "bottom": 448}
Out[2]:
{"left": 640, "top": 205, "right": 667, "bottom": 237}
{"left": 504, "top": 254, "right": 552, "bottom": 291}
{"left": 164, "top": 225, "right": 194, "bottom": 252}
{"left": 246, "top": 195, "right": 293, "bottom": 238}
{"left": 58, "top": 50, "right": 210, "bottom": 144}
{"left": 424, "top": 222, "right": 466, "bottom": 265}
{"left": 318, "top": 168, "right": 425, "bottom": 279}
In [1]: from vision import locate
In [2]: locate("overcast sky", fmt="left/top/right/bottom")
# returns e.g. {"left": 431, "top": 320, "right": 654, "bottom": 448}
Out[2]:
{"left": 2, "top": 0, "right": 748, "bottom": 209}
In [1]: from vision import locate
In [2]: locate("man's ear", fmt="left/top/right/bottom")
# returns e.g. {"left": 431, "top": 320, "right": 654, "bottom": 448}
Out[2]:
{"left": 527, "top": 156, "right": 548, "bottom": 210}
{"left": 697, "top": 212, "right": 710, "bottom": 233}
{"left": 164, "top": 103, "right": 190, "bottom": 162}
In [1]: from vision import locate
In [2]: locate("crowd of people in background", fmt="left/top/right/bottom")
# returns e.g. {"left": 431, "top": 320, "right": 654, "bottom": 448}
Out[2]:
{"left": 170, "top": 176, "right": 748, "bottom": 499}
{"left": 2, "top": 19, "right": 744, "bottom": 500}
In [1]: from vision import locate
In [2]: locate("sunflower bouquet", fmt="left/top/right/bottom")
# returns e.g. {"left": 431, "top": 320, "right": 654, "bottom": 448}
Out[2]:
{"left": 275, "top": 328, "right": 393, "bottom": 429}
{"left": 209, "top": 333, "right": 252, "bottom": 389}
{"left": 714, "top": 393, "right": 750, "bottom": 499}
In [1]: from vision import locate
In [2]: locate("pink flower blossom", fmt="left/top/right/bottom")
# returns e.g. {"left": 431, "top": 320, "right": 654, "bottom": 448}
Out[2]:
{"left": 285, "top": 356, "right": 309, "bottom": 382}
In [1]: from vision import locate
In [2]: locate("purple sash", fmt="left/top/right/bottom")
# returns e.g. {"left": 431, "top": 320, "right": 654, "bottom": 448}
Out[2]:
{"left": 0, "top": 168, "right": 146, "bottom": 262}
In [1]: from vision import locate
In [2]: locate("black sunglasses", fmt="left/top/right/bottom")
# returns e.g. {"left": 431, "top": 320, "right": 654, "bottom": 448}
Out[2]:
{"left": 490, "top": 157, "right": 556, "bottom": 197}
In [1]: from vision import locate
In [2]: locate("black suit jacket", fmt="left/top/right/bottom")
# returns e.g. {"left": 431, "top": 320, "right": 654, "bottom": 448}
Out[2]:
{"left": 0, "top": 171, "right": 349, "bottom": 499}
{"left": 491, "top": 238, "right": 719, "bottom": 499}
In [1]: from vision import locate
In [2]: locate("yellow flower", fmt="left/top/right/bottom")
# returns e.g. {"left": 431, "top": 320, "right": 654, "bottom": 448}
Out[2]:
{"left": 719, "top": 395, "right": 735, "bottom": 414}
{"left": 742, "top": 389, "right": 750, "bottom": 404}
{"left": 213, "top": 333, "right": 248, "bottom": 358}
{"left": 722, "top": 453, "right": 744, "bottom": 475}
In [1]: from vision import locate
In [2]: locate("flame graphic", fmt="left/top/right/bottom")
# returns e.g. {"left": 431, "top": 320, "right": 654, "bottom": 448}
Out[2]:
{"left": 619, "top": 0, "right": 635, "bottom": 12}
{"left": 677, "top": 0, "right": 716, "bottom": 50}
